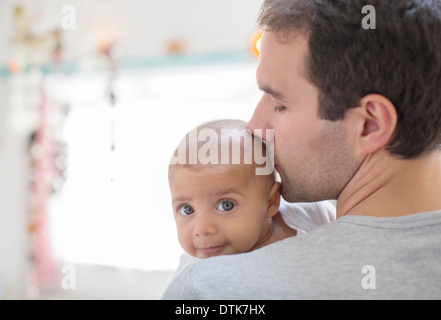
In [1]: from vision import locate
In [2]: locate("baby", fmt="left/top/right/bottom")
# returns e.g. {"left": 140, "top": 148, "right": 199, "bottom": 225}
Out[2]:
{"left": 168, "top": 119, "right": 335, "bottom": 274}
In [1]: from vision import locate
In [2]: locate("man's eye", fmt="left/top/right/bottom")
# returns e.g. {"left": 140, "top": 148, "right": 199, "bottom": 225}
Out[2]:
{"left": 179, "top": 205, "right": 195, "bottom": 216}
{"left": 217, "top": 201, "right": 235, "bottom": 212}
{"left": 274, "top": 106, "right": 286, "bottom": 112}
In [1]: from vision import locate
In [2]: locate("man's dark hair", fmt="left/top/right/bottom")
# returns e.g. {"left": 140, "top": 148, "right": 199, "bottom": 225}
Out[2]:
{"left": 258, "top": 0, "right": 441, "bottom": 158}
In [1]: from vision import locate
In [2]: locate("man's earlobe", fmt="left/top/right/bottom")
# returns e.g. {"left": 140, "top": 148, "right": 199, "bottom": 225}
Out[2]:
{"left": 357, "top": 94, "right": 397, "bottom": 156}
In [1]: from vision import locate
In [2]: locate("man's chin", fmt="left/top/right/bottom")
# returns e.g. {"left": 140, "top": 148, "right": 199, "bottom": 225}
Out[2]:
{"left": 280, "top": 182, "right": 307, "bottom": 203}
{"left": 280, "top": 184, "right": 294, "bottom": 202}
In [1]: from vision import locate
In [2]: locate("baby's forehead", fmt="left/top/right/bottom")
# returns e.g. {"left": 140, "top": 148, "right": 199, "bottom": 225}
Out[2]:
{"left": 172, "top": 131, "right": 267, "bottom": 165}
{"left": 169, "top": 162, "right": 257, "bottom": 176}
{"left": 169, "top": 162, "right": 274, "bottom": 187}
{"left": 170, "top": 119, "right": 274, "bottom": 178}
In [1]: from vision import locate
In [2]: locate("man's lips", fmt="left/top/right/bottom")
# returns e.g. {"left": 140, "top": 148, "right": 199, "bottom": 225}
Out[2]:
{"left": 197, "top": 245, "right": 226, "bottom": 256}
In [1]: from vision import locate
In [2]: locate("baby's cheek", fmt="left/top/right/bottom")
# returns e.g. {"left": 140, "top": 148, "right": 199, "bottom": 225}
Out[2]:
{"left": 228, "top": 231, "right": 260, "bottom": 253}
{"left": 178, "top": 231, "right": 196, "bottom": 256}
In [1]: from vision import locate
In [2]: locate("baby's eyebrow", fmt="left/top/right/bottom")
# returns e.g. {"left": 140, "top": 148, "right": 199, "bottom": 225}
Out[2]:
{"left": 216, "top": 188, "right": 247, "bottom": 197}
{"left": 172, "top": 188, "right": 247, "bottom": 203}
{"left": 172, "top": 196, "right": 191, "bottom": 203}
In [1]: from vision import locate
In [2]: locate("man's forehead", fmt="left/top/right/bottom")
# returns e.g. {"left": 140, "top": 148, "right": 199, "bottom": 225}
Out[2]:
{"left": 257, "top": 31, "right": 310, "bottom": 88}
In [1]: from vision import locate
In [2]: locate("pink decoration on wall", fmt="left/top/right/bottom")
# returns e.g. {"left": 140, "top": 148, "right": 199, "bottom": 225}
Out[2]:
{"left": 27, "top": 89, "right": 58, "bottom": 297}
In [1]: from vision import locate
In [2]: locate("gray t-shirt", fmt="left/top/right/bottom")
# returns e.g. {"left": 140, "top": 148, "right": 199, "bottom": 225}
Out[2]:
{"left": 161, "top": 210, "right": 441, "bottom": 299}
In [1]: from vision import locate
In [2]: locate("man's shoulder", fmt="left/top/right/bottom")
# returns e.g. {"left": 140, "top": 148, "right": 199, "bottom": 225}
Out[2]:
{"left": 161, "top": 223, "right": 341, "bottom": 299}
{"left": 162, "top": 211, "right": 441, "bottom": 299}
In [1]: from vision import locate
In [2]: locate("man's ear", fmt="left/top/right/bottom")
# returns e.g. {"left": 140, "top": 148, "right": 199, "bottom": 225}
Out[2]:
{"left": 349, "top": 94, "right": 398, "bottom": 156}
{"left": 265, "top": 181, "right": 281, "bottom": 218}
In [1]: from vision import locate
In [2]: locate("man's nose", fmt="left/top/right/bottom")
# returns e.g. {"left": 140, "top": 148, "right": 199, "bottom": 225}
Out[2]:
{"left": 193, "top": 213, "right": 218, "bottom": 237}
{"left": 246, "top": 94, "right": 272, "bottom": 141}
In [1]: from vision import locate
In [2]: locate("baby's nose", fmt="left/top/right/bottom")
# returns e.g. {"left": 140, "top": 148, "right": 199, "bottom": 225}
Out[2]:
{"left": 193, "top": 214, "right": 218, "bottom": 237}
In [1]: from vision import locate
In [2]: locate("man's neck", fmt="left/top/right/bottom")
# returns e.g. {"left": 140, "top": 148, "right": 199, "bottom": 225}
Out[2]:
{"left": 337, "top": 150, "right": 441, "bottom": 218}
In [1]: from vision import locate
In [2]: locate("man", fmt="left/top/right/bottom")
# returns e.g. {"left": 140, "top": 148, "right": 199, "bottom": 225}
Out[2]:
{"left": 162, "top": 0, "right": 441, "bottom": 299}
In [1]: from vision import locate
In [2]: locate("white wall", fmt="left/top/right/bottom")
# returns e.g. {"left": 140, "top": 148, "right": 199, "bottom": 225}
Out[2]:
{"left": 0, "top": 0, "right": 263, "bottom": 65}
{"left": 0, "top": 139, "right": 29, "bottom": 300}
{"left": 40, "top": 264, "right": 173, "bottom": 300}
{"left": 0, "top": 79, "right": 30, "bottom": 299}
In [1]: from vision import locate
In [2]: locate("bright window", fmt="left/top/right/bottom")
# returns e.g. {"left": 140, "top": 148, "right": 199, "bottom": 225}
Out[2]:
{"left": 47, "top": 61, "right": 260, "bottom": 270}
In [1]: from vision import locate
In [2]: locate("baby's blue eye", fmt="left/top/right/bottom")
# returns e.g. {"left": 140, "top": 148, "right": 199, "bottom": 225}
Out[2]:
{"left": 179, "top": 205, "right": 195, "bottom": 216}
{"left": 217, "top": 201, "right": 235, "bottom": 212}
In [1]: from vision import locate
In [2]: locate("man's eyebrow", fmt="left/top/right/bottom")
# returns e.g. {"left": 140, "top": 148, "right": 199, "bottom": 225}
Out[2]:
{"left": 258, "top": 84, "right": 287, "bottom": 101}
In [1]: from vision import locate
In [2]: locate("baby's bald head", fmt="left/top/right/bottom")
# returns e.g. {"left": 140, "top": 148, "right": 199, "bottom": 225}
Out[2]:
{"left": 169, "top": 119, "right": 276, "bottom": 184}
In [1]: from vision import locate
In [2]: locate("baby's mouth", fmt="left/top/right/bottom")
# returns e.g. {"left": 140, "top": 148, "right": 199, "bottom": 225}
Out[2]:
{"left": 197, "top": 245, "right": 226, "bottom": 256}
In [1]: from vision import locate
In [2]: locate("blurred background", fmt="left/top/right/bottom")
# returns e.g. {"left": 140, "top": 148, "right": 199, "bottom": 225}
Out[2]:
{"left": 0, "top": 0, "right": 264, "bottom": 299}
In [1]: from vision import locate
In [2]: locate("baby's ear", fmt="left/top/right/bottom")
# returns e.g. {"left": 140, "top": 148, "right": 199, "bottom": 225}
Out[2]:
{"left": 266, "top": 181, "right": 281, "bottom": 218}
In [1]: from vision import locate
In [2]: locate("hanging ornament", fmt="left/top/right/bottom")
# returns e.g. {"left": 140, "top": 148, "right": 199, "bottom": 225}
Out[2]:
{"left": 8, "top": 55, "right": 22, "bottom": 74}
{"left": 26, "top": 89, "right": 59, "bottom": 298}
{"left": 165, "top": 38, "right": 187, "bottom": 55}
{"left": 51, "top": 29, "right": 63, "bottom": 64}
{"left": 8, "top": 2, "right": 68, "bottom": 299}
{"left": 98, "top": 37, "right": 119, "bottom": 181}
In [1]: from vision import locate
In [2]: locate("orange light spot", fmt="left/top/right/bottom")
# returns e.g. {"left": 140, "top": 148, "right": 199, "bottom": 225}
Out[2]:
{"left": 250, "top": 30, "right": 264, "bottom": 58}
